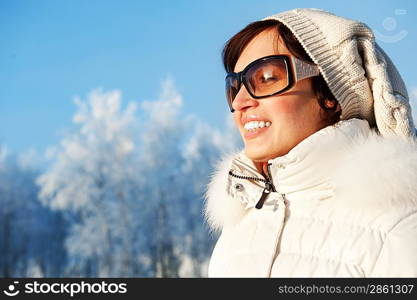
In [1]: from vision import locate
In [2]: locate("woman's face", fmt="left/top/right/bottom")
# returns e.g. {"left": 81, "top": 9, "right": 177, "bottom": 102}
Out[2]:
{"left": 233, "top": 28, "right": 325, "bottom": 162}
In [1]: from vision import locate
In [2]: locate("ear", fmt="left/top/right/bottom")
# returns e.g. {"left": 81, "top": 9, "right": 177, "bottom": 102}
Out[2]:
{"left": 323, "top": 99, "right": 341, "bottom": 112}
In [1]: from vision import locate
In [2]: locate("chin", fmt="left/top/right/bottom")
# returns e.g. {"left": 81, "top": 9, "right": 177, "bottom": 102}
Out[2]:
{"left": 244, "top": 147, "right": 271, "bottom": 163}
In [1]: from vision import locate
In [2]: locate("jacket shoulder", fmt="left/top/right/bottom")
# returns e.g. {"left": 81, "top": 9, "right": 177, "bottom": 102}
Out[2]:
{"left": 331, "top": 130, "right": 417, "bottom": 228}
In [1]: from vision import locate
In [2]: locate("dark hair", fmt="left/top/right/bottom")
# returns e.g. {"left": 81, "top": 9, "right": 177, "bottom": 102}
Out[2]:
{"left": 222, "top": 19, "right": 341, "bottom": 126}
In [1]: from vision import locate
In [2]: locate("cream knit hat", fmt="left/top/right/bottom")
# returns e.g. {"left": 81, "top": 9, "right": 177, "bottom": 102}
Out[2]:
{"left": 264, "top": 8, "right": 416, "bottom": 138}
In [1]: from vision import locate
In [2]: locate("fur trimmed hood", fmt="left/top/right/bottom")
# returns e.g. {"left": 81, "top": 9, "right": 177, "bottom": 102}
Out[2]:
{"left": 204, "top": 118, "right": 417, "bottom": 233}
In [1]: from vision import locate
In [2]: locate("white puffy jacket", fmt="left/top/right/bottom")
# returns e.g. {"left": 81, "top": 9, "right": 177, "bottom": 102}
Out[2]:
{"left": 205, "top": 118, "right": 417, "bottom": 277}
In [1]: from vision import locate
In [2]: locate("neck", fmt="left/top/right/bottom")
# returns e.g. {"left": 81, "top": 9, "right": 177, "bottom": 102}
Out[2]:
{"left": 253, "top": 161, "right": 269, "bottom": 177}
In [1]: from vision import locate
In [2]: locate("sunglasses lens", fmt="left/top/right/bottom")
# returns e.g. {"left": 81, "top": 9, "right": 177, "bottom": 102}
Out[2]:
{"left": 246, "top": 58, "right": 289, "bottom": 97}
{"left": 225, "top": 57, "right": 290, "bottom": 112}
{"left": 225, "top": 75, "right": 239, "bottom": 111}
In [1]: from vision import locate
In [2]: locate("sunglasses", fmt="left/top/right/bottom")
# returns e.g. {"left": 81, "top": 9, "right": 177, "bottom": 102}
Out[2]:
{"left": 225, "top": 55, "right": 320, "bottom": 112}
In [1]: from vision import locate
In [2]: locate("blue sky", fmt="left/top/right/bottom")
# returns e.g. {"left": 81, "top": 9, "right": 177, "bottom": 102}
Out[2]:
{"left": 1, "top": 0, "right": 416, "bottom": 153}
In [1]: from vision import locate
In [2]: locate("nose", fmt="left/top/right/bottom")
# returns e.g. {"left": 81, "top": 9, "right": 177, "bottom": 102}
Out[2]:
{"left": 232, "top": 85, "right": 259, "bottom": 112}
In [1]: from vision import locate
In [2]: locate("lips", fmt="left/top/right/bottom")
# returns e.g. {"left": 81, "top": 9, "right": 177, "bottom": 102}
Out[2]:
{"left": 241, "top": 115, "right": 272, "bottom": 139}
{"left": 244, "top": 120, "right": 271, "bottom": 131}
{"left": 241, "top": 115, "right": 272, "bottom": 131}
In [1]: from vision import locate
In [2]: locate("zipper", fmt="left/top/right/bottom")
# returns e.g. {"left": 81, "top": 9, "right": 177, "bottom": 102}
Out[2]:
{"left": 266, "top": 163, "right": 275, "bottom": 191}
{"left": 229, "top": 166, "right": 277, "bottom": 209}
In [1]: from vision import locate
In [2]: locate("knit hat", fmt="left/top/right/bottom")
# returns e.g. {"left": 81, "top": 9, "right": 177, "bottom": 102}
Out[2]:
{"left": 263, "top": 8, "right": 416, "bottom": 138}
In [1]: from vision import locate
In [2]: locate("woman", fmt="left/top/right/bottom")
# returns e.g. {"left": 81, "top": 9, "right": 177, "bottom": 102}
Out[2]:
{"left": 205, "top": 8, "right": 417, "bottom": 277}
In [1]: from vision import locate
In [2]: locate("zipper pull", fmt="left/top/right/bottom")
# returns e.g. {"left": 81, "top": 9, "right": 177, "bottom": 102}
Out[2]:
{"left": 256, "top": 181, "right": 272, "bottom": 209}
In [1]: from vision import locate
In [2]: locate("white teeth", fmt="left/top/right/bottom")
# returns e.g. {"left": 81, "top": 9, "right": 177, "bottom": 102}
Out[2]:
{"left": 244, "top": 120, "right": 271, "bottom": 131}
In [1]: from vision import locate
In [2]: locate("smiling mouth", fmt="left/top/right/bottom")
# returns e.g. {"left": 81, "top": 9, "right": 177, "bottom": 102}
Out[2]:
{"left": 243, "top": 120, "right": 272, "bottom": 132}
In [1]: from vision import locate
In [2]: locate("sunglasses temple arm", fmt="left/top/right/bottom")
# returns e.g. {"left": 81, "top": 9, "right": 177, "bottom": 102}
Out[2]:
{"left": 292, "top": 56, "right": 320, "bottom": 81}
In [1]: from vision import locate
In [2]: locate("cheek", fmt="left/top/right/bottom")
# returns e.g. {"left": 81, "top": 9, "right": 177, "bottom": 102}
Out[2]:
{"left": 267, "top": 97, "right": 302, "bottom": 116}
{"left": 268, "top": 98, "right": 323, "bottom": 135}
{"left": 268, "top": 79, "right": 316, "bottom": 116}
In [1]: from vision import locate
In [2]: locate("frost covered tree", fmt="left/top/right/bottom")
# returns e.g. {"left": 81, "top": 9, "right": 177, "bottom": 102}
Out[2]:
{"left": 37, "top": 89, "right": 144, "bottom": 277}
{"left": 36, "top": 80, "right": 241, "bottom": 277}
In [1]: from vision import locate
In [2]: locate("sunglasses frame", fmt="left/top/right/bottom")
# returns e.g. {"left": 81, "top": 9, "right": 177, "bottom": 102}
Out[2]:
{"left": 226, "top": 55, "right": 320, "bottom": 112}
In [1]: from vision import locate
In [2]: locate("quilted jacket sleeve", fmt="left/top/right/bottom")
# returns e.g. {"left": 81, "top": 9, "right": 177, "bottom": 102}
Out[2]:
{"left": 370, "top": 211, "right": 417, "bottom": 277}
